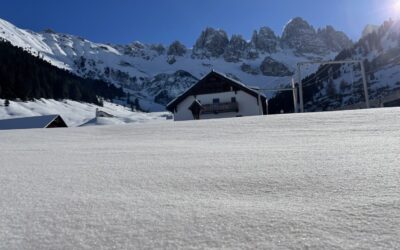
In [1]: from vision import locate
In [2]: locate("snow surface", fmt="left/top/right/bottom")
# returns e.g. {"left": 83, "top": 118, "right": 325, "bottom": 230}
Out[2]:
{"left": 1, "top": 108, "right": 400, "bottom": 249}
{"left": 0, "top": 99, "right": 170, "bottom": 127}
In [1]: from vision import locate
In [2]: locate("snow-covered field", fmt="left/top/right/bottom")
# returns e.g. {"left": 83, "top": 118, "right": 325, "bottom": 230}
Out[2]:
{"left": 0, "top": 99, "right": 170, "bottom": 127}
{"left": 0, "top": 108, "right": 400, "bottom": 249}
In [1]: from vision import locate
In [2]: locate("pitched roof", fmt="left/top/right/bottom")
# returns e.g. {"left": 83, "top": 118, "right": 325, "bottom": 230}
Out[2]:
{"left": 0, "top": 115, "right": 67, "bottom": 130}
{"left": 166, "top": 70, "right": 267, "bottom": 112}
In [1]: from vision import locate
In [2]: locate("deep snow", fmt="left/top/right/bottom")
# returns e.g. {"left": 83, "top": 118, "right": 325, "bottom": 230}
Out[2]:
{"left": 0, "top": 108, "right": 400, "bottom": 249}
{"left": 0, "top": 99, "right": 170, "bottom": 127}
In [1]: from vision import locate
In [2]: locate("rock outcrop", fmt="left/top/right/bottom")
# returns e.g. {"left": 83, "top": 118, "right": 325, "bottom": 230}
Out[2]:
{"left": 223, "top": 35, "right": 249, "bottom": 62}
{"left": 192, "top": 27, "right": 229, "bottom": 58}
{"left": 260, "top": 57, "right": 293, "bottom": 76}
{"left": 167, "top": 41, "right": 187, "bottom": 56}
{"left": 251, "top": 27, "right": 278, "bottom": 53}
{"left": 281, "top": 17, "right": 326, "bottom": 54}
{"left": 281, "top": 17, "right": 353, "bottom": 55}
{"left": 317, "top": 25, "right": 353, "bottom": 52}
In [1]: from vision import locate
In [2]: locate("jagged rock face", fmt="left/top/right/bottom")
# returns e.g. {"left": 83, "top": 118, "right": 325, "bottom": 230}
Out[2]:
{"left": 260, "top": 57, "right": 292, "bottom": 76}
{"left": 150, "top": 44, "right": 165, "bottom": 55}
{"left": 167, "top": 56, "right": 177, "bottom": 65}
{"left": 102, "top": 67, "right": 140, "bottom": 91}
{"left": 120, "top": 41, "right": 151, "bottom": 59}
{"left": 223, "top": 35, "right": 249, "bottom": 62}
{"left": 167, "top": 41, "right": 187, "bottom": 56}
{"left": 273, "top": 20, "right": 400, "bottom": 113}
{"left": 44, "top": 28, "right": 56, "bottom": 34}
{"left": 240, "top": 63, "right": 259, "bottom": 75}
{"left": 362, "top": 24, "right": 380, "bottom": 38}
{"left": 251, "top": 27, "right": 278, "bottom": 53}
{"left": 142, "top": 70, "right": 198, "bottom": 105}
{"left": 193, "top": 27, "right": 229, "bottom": 58}
{"left": 317, "top": 26, "right": 353, "bottom": 52}
{"left": 281, "top": 17, "right": 326, "bottom": 54}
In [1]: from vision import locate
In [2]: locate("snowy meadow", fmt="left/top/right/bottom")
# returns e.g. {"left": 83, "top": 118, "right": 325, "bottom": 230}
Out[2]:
{"left": 0, "top": 108, "right": 400, "bottom": 249}
{"left": 0, "top": 99, "right": 170, "bottom": 127}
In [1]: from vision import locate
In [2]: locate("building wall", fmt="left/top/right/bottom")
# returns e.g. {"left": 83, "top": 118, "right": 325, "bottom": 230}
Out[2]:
{"left": 173, "top": 91, "right": 263, "bottom": 121}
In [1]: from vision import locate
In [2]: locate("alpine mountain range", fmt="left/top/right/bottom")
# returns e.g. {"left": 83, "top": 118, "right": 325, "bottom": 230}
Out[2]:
{"left": 0, "top": 16, "right": 399, "bottom": 113}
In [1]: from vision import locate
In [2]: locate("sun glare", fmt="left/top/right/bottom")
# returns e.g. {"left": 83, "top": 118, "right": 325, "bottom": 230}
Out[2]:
{"left": 392, "top": 0, "right": 400, "bottom": 15}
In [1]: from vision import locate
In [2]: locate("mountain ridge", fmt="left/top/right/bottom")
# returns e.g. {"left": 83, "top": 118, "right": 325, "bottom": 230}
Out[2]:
{"left": 0, "top": 17, "right": 351, "bottom": 111}
{"left": 269, "top": 18, "right": 400, "bottom": 113}
{"left": 2, "top": 16, "right": 398, "bottom": 113}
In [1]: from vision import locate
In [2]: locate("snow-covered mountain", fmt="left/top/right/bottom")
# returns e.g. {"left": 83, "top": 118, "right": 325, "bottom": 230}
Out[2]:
{"left": 0, "top": 17, "right": 352, "bottom": 111}
{"left": 287, "top": 19, "right": 400, "bottom": 112}
{"left": 362, "top": 24, "right": 380, "bottom": 38}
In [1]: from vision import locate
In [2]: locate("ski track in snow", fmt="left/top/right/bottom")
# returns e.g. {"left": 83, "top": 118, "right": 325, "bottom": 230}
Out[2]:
{"left": 0, "top": 108, "right": 400, "bottom": 249}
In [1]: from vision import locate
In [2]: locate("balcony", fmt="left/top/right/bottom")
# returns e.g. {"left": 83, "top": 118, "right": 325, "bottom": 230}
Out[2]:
{"left": 202, "top": 102, "right": 239, "bottom": 114}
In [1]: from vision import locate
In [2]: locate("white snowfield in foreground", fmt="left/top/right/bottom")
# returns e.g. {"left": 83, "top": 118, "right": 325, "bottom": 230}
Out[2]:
{"left": 1, "top": 108, "right": 400, "bottom": 249}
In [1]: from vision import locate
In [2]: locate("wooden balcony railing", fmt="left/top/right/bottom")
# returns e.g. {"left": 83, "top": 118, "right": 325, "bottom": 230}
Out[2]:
{"left": 202, "top": 102, "right": 239, "bottom": 114}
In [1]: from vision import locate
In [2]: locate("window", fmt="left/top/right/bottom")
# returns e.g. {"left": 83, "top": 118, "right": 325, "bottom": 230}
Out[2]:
{"left": 213, "top": 98, "right": 220, "bottom": 104}
{"left": 231, "top": 97, "right": 236, "bottom": 103}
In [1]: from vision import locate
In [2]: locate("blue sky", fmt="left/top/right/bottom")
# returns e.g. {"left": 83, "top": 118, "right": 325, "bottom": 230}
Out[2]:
{"left": 0, "top": 0, "right": 399, "bottom": 46}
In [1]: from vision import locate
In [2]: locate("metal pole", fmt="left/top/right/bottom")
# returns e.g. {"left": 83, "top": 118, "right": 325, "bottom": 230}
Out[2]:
{"left": 297, "top": 64, "right": 304, "bottom": 112}
{"left": 257, "top": 89, "right": 263, "bottom": 115}
{"left": 292, "top": 78, "right": 298, "bottom": 113}
{"left": 359, "top": 61, "right": 370, "bottom": 109}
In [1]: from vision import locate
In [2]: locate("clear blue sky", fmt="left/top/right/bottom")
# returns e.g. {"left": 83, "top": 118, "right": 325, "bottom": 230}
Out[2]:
{"left": 0, "top": 0, "right": 398, "bottom": 46}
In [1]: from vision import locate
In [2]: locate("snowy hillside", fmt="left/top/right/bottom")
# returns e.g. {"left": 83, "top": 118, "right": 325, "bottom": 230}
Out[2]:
{"left": 297, "top": 19, "right": 400, "bottom": 111}
{"left": 0, "top": 17, "right": 349, "bottom": 111}
{"left": 1, "top": 108, "right": 400, "bottom": 248}
{"left": 0, "top": 99, "right": 170, "bottom": 127}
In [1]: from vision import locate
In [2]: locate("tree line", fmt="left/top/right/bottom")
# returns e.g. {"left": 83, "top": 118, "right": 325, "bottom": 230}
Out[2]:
{"left": 0, "top": 39, "right": 124, "bottom": 105}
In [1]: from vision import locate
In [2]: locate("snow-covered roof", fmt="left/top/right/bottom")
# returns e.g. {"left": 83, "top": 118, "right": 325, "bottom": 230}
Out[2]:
{"left": 0, "top": 115, "right": 67, "bottom": 130}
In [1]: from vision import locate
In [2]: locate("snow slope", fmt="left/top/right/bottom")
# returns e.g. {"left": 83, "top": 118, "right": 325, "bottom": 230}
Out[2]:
{"left": 0, "top": 99, "right": 170, "bottom": 127}
{"left": 0, "top": 108, "right": 399, "bottom": 249}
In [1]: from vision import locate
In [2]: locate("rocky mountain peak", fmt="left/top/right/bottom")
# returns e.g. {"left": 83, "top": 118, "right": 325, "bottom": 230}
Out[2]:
{"left": 167, "top": 41, "right": 187, "bottom": 56}
{"left": 362, "top": 24, "right": 380, "bottom": 38}
{"left": 281, "top": 17, "right": 327, "bottom": 54}
{"left": 44, "top": 28, "right": 56, "bottom": 34}
{"left": 251, "top": 26, "right": 278, "bottom": 53}
{"left": 223, "top": 34, "right": 249, "bottom": 62}
{"left": 129, "top": 41, "right": 145, "bottom": 49}
{"left": 283, "top": 17, "right": 315, "bottom": 35}
{"left": 317, "top": 25, "right": 353, "bottom": 52}
{"left": 192, "top": 27, "right": 229, "bottom": 58}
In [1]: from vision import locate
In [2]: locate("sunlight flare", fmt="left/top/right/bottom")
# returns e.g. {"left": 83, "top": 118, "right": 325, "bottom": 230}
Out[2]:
{"left": 392, "top": 0, "right": 400, "bottom": 15}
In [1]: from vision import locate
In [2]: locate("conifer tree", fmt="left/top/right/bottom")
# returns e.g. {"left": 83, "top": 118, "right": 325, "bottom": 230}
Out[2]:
{"left": 0, "top": 40, "right": 124, "bottom": 104}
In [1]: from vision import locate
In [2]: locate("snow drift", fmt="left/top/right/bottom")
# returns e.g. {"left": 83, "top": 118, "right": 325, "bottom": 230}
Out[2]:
{"left": 0, "top": 99, "right": 169, "bottom": 127}
{"left": 0, "top": 108, "right": 399, "bottom": 249}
